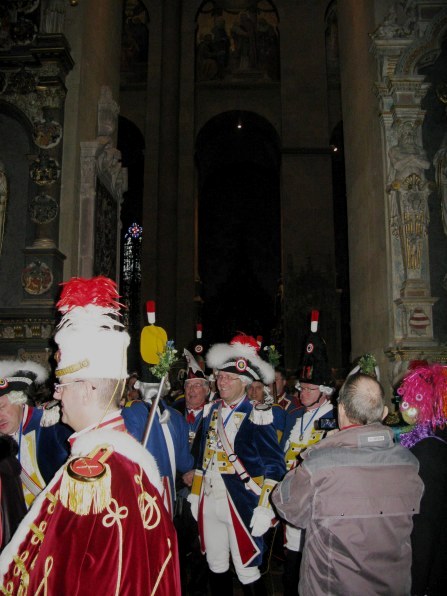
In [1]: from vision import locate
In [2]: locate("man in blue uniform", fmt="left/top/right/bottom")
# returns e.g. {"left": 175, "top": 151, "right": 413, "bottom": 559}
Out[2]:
{"left": 122, "top": 379, "right": 194, "bottom": 518}
{"left": 0, "top": 360, "right": 70, "bottom": 507}
{"left": 188, "top": 335, "right": 286, "bottom": 595}
{"left": 279, "top": 311, "right": 335, "bottom": 595}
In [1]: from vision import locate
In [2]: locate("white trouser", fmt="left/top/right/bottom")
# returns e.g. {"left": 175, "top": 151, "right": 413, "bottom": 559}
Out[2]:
{"left": 285, "top": 524, "right": 304, "bottom": 552}
{"left": 202, "top": 491, "right": 260, "bottom": 585}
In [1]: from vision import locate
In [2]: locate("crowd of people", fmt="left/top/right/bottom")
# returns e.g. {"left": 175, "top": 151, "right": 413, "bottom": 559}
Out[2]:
{"left": 0, "top": 275, "right": 444, "bottom": 595}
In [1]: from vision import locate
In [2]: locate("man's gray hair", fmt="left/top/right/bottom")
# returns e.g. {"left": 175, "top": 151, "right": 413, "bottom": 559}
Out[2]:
{"left": 338, "top": 373, "right": 385, "bottom": 425}
{"left": 92, "top": 378, "right": 126, "bottom": 408}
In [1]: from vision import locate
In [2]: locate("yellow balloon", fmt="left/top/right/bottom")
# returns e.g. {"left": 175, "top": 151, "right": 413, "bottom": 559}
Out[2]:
{"left": 140, "top": 325, "right": 168, "bottom": 364}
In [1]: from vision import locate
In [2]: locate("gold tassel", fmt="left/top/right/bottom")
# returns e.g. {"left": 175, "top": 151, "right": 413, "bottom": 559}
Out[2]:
{"left": 59, "top": 448, "right": 113, "bottom": 515}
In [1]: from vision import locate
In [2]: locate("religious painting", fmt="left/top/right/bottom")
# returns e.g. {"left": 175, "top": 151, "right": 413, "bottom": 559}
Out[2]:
{"left": 196, "top": 1, "right": 280, "bottom": 83}
{"left": 120, "top": 0, "right": 149, "bottom": 87}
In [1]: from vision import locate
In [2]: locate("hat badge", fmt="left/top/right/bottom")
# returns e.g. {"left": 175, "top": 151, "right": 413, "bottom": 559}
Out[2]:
{"left": 236, "top": 358, "right": 248, "bottom": 372}
{"left": 306, "top": 342, "right": 314, "bottom": 354}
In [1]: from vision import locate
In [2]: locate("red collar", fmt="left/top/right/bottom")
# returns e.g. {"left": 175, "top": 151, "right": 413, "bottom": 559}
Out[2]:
{"left": 339, "top": 424, "right": 363, "bottom": 431}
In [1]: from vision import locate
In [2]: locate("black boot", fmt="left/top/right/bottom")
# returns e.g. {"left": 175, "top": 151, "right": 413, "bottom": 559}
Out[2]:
{"left": 241, "top": 576, "right": 268, "bottom": 596}
{"left": 208, "top": 570, "right": 233, "bottom": 596}
{"left": 283, "top": 548, "right": 302, "bottom": 596}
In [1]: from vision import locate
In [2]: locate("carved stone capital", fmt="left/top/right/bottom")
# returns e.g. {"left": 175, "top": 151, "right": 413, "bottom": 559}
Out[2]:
{"left": 97, "top": 86, "right": 119, "bottom": 137}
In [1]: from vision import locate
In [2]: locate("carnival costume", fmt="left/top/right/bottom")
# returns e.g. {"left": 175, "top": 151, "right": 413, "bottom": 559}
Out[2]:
{"left": 398, "top": 363, "right": 447, "bottom": 595}
{"left": 279, "top": 311, "right": 335, "bottom": 594}
{"left": 0, "top": 276, "right": 180, "bottom": 595}
{"left": 188, "top": 335, "right": 285, "bottom": 589}
{"left": 123, "top": 394, "right": 193, "bottom": 518}
{"left": 0, "top": 361, "right": 70, "bottom": 507}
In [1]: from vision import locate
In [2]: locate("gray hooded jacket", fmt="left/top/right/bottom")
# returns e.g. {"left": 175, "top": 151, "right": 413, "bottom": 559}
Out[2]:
{"left": 272, "top": 423, "right": 424, "bottom": 596}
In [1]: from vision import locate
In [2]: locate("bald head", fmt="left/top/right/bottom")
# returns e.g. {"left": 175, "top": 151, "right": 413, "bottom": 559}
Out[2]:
{"left": 338, "top": 373, "right": 385, "bottom": 425}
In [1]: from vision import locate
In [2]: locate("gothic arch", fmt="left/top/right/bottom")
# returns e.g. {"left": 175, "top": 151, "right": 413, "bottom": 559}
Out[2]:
{"left": 195, "top": 110, "right": 282, "bottom": 345}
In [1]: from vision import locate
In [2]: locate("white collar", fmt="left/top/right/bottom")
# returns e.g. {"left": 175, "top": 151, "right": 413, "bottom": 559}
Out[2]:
{"left": 69, "top": 409, "right": 122, "bottom": 440}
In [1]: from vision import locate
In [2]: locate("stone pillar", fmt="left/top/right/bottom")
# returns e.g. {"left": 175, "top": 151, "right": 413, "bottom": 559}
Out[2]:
{"left": 142, "top": 0, "right": 181, "bottom": 338}
{"left": 279, "top": 0, "right": 339, "bottom": 370}
{"left": 59, "top": 0, "right": 123, "bottom": 277}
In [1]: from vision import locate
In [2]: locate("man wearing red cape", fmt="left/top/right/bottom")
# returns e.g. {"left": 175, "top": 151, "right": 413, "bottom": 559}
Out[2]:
{"left": 0, "top": 276, "right": 180, "bottom": 595}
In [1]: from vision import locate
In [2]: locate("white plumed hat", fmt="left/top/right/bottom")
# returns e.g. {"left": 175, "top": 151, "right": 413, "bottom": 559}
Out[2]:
{"left": 54, "top": 277, "right": 129, "bottom": 380}
{"left": 0, "top": 360, "right": 48, "bottom": 404}
{"left": 207, "top": 334, "right": 274, "bottom": 384}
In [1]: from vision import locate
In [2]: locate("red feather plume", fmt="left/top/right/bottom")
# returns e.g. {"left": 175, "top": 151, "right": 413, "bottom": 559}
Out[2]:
{"left": 230, "top": 333, "right": 260, "bottom": 352}
{"left": 56, "top": 276, "right": 123, "bottom": 312}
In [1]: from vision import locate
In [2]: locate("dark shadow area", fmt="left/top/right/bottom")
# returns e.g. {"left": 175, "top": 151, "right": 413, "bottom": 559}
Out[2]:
{"left": 117, "top": 115, "right": 145, "bottom": 372}
{"left": 419, "top": 34, "right": 447, "bottom": 344}
{"left": 196, "top": 110, "right": 281, "bottom": 346}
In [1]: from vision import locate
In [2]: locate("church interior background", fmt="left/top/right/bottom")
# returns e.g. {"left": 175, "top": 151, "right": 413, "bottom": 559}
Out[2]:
{"left": 0, "top": 0, "right": 446, "bottom": 398}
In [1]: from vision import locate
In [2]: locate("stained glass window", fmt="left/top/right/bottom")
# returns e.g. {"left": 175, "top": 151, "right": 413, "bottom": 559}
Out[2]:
{"left": 122, "top": 222, "right": 142, "bottom": 333}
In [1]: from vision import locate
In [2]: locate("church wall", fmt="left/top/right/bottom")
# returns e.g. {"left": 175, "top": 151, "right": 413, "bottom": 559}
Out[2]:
{"left": 119, "top": 90, "right": 147, "bottom": 136}
{"left": 279, "top": 0, "right": 338, "bottom": 370}
{"left": 337, "top": 1, "right": 391, "bottom": 375}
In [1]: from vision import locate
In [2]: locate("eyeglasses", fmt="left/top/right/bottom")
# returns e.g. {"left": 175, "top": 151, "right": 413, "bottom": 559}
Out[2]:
{"left": 216, "top": 373, "right": 240, "bottom": 383}
{"left": 54, "top": 380, "right": 96, "bottom": 393}
{"left": 296, "top": 384, "right": 320, "bottom": 393}
{"left": 185, "top": 381, "right": 208, "bottom": 389}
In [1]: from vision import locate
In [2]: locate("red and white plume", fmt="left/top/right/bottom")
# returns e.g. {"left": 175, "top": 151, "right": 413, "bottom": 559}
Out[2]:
{"left": 55, "top": 276, "right": 129, "bottom": 380}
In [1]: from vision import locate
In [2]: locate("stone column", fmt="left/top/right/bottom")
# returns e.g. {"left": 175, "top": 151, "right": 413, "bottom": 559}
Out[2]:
{"left": 158, "top": 0, "right": 181, "bottom": 336}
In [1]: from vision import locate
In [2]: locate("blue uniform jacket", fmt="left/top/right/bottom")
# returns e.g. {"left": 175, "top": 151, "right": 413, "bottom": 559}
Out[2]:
{"left": 23, "top": 407, "right": 71, "bottom": 485}
{"left": 122, "top": 400, "right": 194, "bottom": 515}
{"left": 271, "top": 403, "right": 286, "bottom": 442}
{"left": 280, "top": 405, "right": 335, "bottom": 452}
{"left": 197, "top": 397, "right": 286, "bottom": 566}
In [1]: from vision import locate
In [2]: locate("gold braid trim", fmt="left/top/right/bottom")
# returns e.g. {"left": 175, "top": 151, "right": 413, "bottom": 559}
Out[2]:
{"left": 30, "top": 522, "right": 47, "bottom": 545}
{"left": 151, "top": 538, "right": 173, "bottom": 596}
{"left": 55, "top": 359, "right": 90, "bottom": 378}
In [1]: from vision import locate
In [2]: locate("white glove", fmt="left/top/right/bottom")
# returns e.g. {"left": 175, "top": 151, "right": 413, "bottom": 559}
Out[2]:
{"left": 187, "top": 492, "right": 199, "bottom": 521}
{"left": 249, "top": 505, "right": 275, "bottom": 537}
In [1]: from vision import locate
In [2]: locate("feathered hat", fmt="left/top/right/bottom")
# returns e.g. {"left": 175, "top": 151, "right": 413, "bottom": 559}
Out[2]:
{"left": 0, "top": 360, "right": 48, "bottom": 405}
{"left": 188, "top": 323, "right": 208, "bottom": 360}
{"left": 206, "top": 334, "right": 275, "bottom": 384}
{"left": 54, "top": 276, "right": 130, "bottom": 380}
{"left": 183, "top": 348, "right": 208, "bottom": 382}
{"left": 297, "top": 311, "right": 334, "bottom": 393}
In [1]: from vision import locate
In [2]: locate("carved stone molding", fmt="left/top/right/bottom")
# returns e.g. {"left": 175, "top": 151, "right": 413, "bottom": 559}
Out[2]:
{"left": 371, "top": 1, "right": 446, "bottom": 351}
{"left": 386, "top": 345, "right": 447, "bottom": 387}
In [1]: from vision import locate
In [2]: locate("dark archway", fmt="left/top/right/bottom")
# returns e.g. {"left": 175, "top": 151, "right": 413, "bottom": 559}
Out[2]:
{"left": 117, "top": 115, "right": 145, "bottom": 372}
{"left": 196, "top": 110, "right": 282, "bottom": 346}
